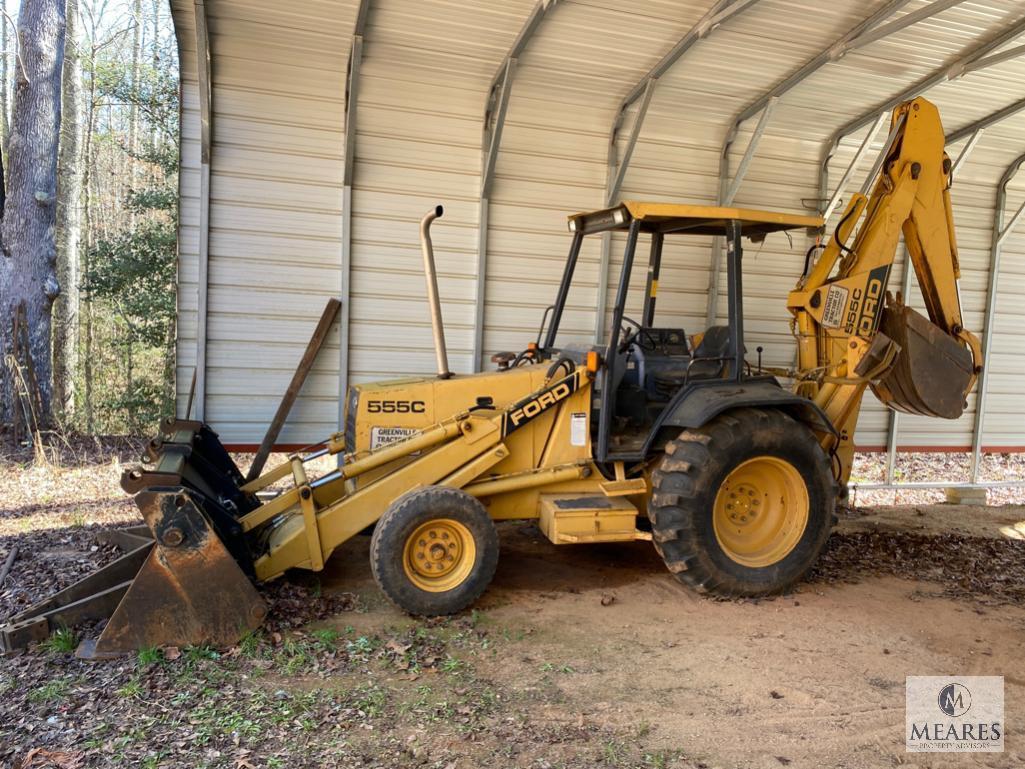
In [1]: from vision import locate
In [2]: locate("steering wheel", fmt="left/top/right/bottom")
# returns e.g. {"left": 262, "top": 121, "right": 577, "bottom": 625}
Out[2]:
{"left": 618, "top": 316, "right": 657, "bottom": 353}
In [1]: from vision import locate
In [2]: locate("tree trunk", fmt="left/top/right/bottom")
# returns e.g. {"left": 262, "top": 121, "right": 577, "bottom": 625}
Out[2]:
{"left": 81, "top": 41, "right": 95, "bottom": 432}
{"left": 128, "top": 0, "right": 140, "bottom": 174}
{"left": 0, "top": 0, "right": 67, "bottom": 426}
{"left": 53, "top": 0, "right": 81, "bottom": 419}
{"left": 1, "top": 0, "right": 9, "bottom": 154}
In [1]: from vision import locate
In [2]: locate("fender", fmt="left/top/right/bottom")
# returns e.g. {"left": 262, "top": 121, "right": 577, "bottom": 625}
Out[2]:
{"left": 656, "top": 377, "right": 837, "bottom": 438}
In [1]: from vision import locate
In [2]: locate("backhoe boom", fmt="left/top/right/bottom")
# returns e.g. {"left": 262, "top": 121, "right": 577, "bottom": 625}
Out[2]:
{"left": 787, "top": 97, "right": 981, "bottom": 482}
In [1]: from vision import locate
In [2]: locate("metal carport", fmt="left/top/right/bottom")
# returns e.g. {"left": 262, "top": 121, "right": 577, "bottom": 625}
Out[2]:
{"left": 168, "top": 0, "right": 1025, "bottom": 489}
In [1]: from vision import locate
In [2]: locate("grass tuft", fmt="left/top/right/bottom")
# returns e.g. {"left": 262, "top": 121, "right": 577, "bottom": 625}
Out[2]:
{"left": 28, "top": 679, "right": 70, "bottom": 704}
{"left": 39, "top": 627, "right": 78, "bottom": 655}
{"left": 311, "top": 627, "right": 340, "bottom": 650}
{"left": 136, "top": 646, "right": 163, "bottom": 666}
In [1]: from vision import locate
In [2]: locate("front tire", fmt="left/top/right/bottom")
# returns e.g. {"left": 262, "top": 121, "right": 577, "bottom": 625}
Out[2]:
{"left": 649, "top": 408, "right": 835, "bottom": 597}
{"left": 370, "top": 486, "right": 499, "bottom": 615}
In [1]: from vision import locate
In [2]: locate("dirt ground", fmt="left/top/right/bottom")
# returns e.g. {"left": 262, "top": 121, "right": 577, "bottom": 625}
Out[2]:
{"left": 1, "top": 442, "right": 1024, "bottom": 768}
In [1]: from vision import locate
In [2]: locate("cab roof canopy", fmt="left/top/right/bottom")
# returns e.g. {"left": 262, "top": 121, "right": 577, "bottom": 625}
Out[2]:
{"left": 568, "top": 201, "right": 823, "bottom": 238}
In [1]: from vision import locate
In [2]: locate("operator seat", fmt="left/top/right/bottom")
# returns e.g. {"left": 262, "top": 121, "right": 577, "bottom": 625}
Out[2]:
{"left": 651, "top": 326, "right": 741, "bottom": 398}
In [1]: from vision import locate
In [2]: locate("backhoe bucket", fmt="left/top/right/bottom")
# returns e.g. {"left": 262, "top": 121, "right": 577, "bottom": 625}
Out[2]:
{"left": 871, "top": 301, "right": 974, "bottom": 419}
{"left": 1, "top": 420, "right": 267, "bottom": 658}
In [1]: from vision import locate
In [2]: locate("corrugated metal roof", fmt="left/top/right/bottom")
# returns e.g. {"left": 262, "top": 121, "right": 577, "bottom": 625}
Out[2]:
{"left": 172, "top": 0, "right": 1025, "bottom": 452}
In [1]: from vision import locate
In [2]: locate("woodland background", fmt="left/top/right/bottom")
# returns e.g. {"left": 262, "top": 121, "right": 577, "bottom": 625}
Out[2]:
{"left": 1, "top": 0, "right": 178, "bottom": 443}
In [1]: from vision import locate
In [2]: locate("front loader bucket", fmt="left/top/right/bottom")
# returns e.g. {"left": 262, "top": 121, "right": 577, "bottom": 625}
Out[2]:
{"left": 0, "top": 489, "right": 266, "bottom": 659}
{"left": 871, "top": 301, "right": 974, "bottom": 419}
{"left": 1, "top": 419, "right": 268, "bottom": 658}
{"left": 76, "top": 489, "right": 267, "bottom": 659}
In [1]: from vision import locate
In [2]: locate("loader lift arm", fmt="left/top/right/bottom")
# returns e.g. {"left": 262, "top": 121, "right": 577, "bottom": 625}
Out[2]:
{"left": 0, "top": 368, "right": 595, "bottom": 657}
{"left": 786, "top": 97, "right": 981, "bottom": 482}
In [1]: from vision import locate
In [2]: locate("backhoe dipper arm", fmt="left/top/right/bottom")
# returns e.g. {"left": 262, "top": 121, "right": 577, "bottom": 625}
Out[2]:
{"left": 787, "top": 98, "right": 982, "bottom": 484}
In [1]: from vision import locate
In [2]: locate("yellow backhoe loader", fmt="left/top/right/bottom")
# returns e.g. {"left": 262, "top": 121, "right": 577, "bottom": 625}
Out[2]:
{"left": 0, "top": 97, "right": 980, "bottom": 658}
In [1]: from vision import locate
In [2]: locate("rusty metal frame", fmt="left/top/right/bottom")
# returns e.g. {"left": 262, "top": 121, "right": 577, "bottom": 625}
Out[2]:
{"left": 595, "top": 0, "right": 761, "bottom": 343}
{"left": 473, "top": 0, "right": 560, "bottom": 371}
{"left": 338, "top": 0, "right": 370, "bottom": 425}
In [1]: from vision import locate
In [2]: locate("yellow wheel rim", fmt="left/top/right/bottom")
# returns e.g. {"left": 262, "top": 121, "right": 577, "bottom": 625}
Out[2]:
{"left": 712, "top": 456, "right": 809, "bottom": 568}
{"left": 403, "top": 518, "right": 476, "bottom": 592}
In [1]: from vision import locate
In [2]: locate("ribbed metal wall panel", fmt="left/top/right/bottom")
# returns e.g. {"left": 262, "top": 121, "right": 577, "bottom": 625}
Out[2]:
{"left": 170, "top": 1, "right": 200, "bottom": 420}
{"left": 172, "top": 0, "right": 1025, "bottom": 451}
{"left": 196, "top": 0, "right": 358, "bottom": 443}
{"left": 348, "top": 0, "right": 536, "bottom": 382}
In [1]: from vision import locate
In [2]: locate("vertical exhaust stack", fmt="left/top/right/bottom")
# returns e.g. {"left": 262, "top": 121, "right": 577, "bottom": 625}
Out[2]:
{"left": 420, "top": 205, "right": 453, "bottom": 379}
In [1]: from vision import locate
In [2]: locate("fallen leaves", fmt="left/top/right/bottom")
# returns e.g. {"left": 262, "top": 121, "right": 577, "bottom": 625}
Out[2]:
{"left": 809, "top": 529, "right": 1025, "bottom": 605}
{"left": 15, "top": 748, "right": 84, "bottom": 769}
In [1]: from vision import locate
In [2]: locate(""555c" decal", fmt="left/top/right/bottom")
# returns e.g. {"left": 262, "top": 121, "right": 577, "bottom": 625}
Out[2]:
{"left": 366, "top": 399, "right": 426, "bottom": 414}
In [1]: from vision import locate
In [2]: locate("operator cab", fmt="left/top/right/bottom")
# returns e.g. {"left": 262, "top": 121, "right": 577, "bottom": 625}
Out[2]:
{"left": 536, "top": 201, "right": 823, "bottom": 463}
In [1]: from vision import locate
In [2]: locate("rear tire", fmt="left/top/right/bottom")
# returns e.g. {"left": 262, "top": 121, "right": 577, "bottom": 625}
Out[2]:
{"left": 370, "top": 486, "right": 499, "bottom": 615}
{"left": 649, "top": 408, "right": 835, "bottom": 597}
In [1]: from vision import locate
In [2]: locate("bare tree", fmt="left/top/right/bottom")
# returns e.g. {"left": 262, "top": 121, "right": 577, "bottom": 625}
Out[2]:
{"left": 1, "top": 0, "right": 9, "bottom": 152}
{"left": 128, "top": 0, "right": 140, "bottom": 173}
{"left": 53, "top": 0, "right": 82, "bottom": 417}
{"left": 0, "top": 0, "right": 67, "bottom": 426}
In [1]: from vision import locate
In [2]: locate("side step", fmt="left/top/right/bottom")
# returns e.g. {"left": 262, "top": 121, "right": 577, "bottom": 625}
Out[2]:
{"left": 538, "top": 494, "right": 650, "bottom": 544}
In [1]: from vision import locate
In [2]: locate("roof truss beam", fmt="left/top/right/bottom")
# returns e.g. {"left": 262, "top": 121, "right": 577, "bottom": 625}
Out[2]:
{"left": 338, "top": 0, "right": 371, "bottom": 423}
{"left": 606, "top": 0, "right": 759, "bottom": 206}
{"left": 970, "top": 152, "right": 1025, "bottom": 480}
{"left": 707, "top": 0, "right": 962, "bottom": 326}
{"left": 820, "top": 15, "right": 1025, "bottom": 210}
{"left": 947, "top": 94, "right": 1025, "bottom": 145}
{"left": 596, "top": 0, "right": 760, "bottom": 343}
{"left": 474, "top": 0, "right": 560, "bottom": 370}
{"left": 721, "top": 0, "right": 960, "bottom": 208}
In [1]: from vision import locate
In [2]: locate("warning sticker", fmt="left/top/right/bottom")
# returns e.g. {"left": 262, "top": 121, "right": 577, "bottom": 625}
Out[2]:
{"left": 570, "top": 412, "right": 587, "bottom": 447}
{"left": 370, "top": 426, "right": 418, "bottom": 450}
{"left": 821, "top": 285, "right": 849, "bottom": 329}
